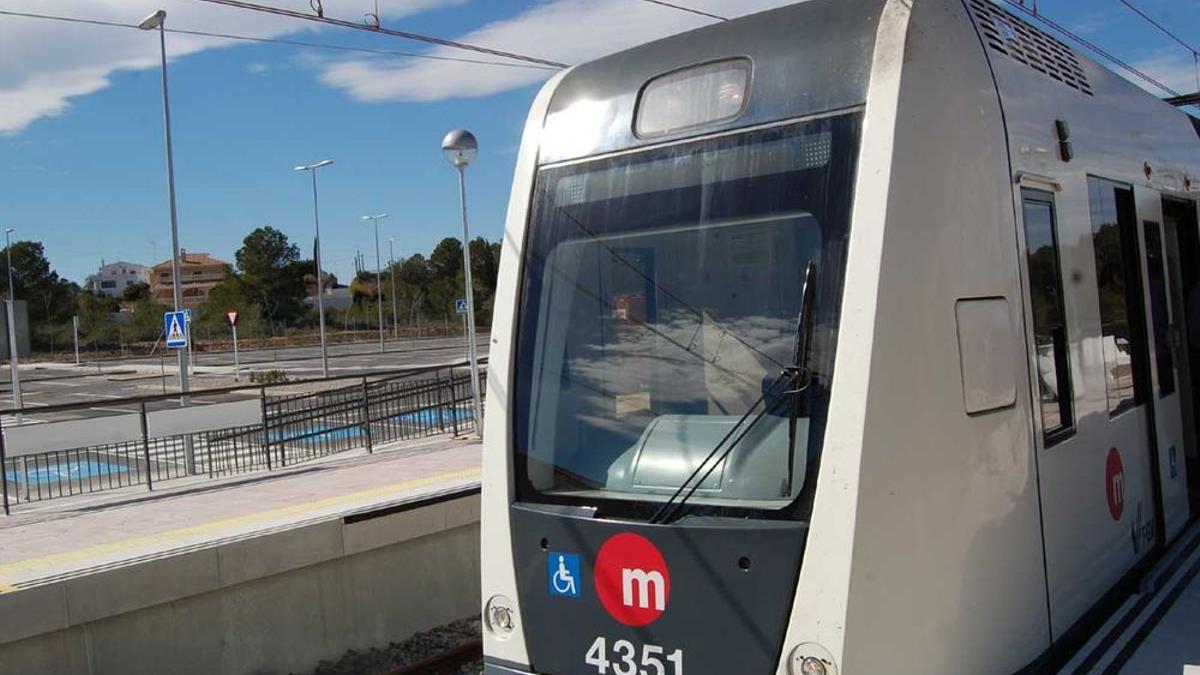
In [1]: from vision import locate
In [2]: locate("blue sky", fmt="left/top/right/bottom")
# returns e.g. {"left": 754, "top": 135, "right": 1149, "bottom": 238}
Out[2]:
{"left": 0, "top": 0, "right": 1197, "bottom": 285}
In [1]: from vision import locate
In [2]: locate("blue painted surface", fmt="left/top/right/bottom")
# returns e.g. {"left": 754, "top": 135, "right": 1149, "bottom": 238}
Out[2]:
{"left": 269, "top": 425, "right": 365, "bottom": 444}
{"left": 390, "top": 407, "right": 473, "bottom": 424}
{"left": 270, "top": 407, "right": 472, "bottom": 444}
{"left": 4, "top": 460, "right": 130, "bottom": 486}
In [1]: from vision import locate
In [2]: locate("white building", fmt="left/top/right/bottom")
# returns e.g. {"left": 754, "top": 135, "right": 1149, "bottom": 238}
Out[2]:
{"left": 92, "top": 260, "right": 151, "bottom": 298}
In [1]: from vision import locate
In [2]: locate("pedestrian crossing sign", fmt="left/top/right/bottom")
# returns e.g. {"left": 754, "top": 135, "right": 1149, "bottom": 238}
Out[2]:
{"left": 455, "top": 298, "right": 469, "bottom": 315}
{"left": 164, "top": 310, "right": 188, "bottom": 349}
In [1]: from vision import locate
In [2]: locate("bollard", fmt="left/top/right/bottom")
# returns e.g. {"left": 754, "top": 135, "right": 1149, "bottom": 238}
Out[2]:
{"left": 0, "top": 414, "right": 10, "bottom": 515}
{"left": 260, "top": 387, "right": 272, "bottom": 471}
{"left": 140, "top": 402, "right": 154, "bottom": 491}
{"left": 361, "top": 376, "right": 373, "bottom": 454}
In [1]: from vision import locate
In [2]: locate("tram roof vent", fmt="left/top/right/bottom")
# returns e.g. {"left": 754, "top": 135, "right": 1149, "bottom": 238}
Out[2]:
{"left": 968, "top": 0, "right": 1094, "bottom": 96}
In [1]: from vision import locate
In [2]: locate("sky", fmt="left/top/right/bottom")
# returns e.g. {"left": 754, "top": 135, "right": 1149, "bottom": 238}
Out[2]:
{"left": 0, "top": 0, "right": 1198, "bottom": 286}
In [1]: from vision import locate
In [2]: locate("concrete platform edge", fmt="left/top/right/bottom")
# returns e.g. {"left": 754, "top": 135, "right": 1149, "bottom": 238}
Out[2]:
{"left": 0, "top": 485, "right": 481, "bottom": 648}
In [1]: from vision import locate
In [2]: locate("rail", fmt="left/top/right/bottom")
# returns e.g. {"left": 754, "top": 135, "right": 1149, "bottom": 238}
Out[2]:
{"left": 0, "top": 360, "right": 485, "bottom": 514}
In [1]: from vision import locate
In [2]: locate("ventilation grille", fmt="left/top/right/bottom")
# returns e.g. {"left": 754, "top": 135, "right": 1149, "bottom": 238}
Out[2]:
{"left": 968, "top": 0, "right": 1093, "bottom": 96}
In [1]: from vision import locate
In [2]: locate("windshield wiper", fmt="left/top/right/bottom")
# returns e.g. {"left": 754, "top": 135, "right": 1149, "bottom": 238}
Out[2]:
{"left": 649, "top": 262, "right": 818, "bottom": 525}
{"left": 784, "top": 262, "right": 817, "bottom": 498}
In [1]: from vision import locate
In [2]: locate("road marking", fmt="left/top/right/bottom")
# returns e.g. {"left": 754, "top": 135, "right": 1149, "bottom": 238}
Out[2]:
{"left": 34, "top": 381, "right": 82, "bottom": 388}
{"left": 67, "top": 392, "right": 123, "bottom": 400}
{"left": 0, "top": 465, "right": 481, "bottom": 590}
{"left": 88, "top": 406, "right": 136, "bottom": 414}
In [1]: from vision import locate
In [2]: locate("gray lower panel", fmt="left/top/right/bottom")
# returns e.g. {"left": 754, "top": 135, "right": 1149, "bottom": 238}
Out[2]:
{"left": 510, "top": 504, "right": 806, "bottom": 675}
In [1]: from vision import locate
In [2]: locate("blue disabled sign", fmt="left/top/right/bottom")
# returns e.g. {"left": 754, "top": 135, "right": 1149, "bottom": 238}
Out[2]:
{"left": 548, "top": 552, "right": 580, "bottom": 598}
{"left": 455, "top": 298, "right": 469, "bottom": 315}
{"left": 164, "top": 310, "right": 189, "bottom": 349}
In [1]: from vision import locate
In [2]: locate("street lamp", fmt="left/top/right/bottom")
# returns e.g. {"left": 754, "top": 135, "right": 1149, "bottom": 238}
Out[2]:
{"left": 362, "top": 213, "right": 389, "bottom": 353}
{"left": 441, "top": 129, "right": 484, "bottom": 434}
{"left": 388, "top": 237, "right": 399, "bottom": 340}
{"left": 3, "top": 228, "right": 23, "bottom": 416}
{"left": 295, "top": 159, "right": 334, "bottom": 378}
{"left": 139, "top": 8, "right": 189, "bottom": 400}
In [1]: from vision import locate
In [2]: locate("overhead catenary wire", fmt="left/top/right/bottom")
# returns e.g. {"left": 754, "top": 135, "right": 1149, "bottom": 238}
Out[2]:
{"left": 996, "top": 0, "right": 1183, "bottom": 98}
{"left": 1113, "top": 0, "right": 1200, "bottom": 93}
{"left": 190, "top": 0, "right": 567, "bottom": 68}
{"left": 0, "top": 8, "right": 558, "bottom": 71}
{"left": 635, "top": 0, "right": 727, "bottom": 21}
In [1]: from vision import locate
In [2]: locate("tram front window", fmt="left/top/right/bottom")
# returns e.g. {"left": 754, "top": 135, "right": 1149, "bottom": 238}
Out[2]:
{"left": 513, "top": 114, "right": 861, "bottom": 515}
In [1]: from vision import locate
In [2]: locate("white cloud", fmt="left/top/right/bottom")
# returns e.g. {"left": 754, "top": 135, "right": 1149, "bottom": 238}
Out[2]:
{"left": 316, "top": 0, "right": 798, "bottom": 104}
{"left": 1125, "top": 50, "right": 1200, "bottom": 97}
{"left": 0, "top": 0, "right": 464, "bottom": 133}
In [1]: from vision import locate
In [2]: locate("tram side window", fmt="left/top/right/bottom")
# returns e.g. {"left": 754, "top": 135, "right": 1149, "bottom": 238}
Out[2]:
{"left": 1022, "top": 190, "right": 1074, "bottom": 442}
{"left": 1088, "top": 177, "right": 1149, "bottom": 415}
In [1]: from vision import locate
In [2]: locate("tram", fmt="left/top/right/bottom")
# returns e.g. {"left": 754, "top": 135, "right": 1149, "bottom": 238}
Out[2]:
{"left": 477, "top": 0, "right": 1200, "bottom": 672}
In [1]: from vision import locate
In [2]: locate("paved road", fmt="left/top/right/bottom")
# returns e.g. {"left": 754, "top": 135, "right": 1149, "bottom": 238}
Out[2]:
{"left": 0, "top": 334, "right": 489, "bottom": 421}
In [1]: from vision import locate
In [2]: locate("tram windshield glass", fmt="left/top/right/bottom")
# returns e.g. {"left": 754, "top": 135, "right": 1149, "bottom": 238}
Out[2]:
{"left": 513, "top": 113, "right": 861, "bottom": 515}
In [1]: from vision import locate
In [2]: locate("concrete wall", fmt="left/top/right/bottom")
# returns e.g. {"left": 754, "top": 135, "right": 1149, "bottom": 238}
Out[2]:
{"left": 0, "top": 300, "right": 31, "bottom": 359}
{"left": 0, "top": 490, "right": 481, "bottom": 675}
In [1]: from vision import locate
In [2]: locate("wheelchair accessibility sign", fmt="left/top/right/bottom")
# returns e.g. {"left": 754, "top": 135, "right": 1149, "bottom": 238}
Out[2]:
{"left": 548, "top": 552, "right": 580, "bottom": 598}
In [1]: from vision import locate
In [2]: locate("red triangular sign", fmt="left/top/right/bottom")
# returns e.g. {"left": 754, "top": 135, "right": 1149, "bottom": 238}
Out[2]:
{"left": 227, "top": 311, "right": 238, "bottom": 326}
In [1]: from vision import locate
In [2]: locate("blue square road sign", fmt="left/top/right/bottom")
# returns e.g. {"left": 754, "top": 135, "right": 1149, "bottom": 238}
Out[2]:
{"left": 164, "top": 310, "right": 189, "bottom": 349}
{"left": 455, "top": 298, "right": 469, "bottom": 315}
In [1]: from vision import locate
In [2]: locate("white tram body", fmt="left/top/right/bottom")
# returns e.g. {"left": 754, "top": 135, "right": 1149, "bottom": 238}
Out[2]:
{"left": 479, "top": 0, "right": 1200, "bottom": 673}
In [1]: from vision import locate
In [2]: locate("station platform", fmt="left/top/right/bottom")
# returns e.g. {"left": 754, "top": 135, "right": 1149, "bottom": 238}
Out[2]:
{"left": 0, "top": 435, "right": 480, "bottom": 590}
{"left": 1063, "top": 519, "right": 1200, "bottom": 675}
{"left": 0, "top": 434, "right": 483, "bottom": 675}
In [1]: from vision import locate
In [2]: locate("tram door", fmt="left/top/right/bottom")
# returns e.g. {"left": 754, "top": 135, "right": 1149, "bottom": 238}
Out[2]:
{"left": 1141, "top": 213, "right": 1190, "bottom": 542}
{"left": 1163, "top": 196, "right": 1200, "bottom": 520}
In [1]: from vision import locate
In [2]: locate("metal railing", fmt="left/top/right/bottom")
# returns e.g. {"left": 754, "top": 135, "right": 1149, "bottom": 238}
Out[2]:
{"left": 0, "top": 362, "right": 484, "bottom": 514}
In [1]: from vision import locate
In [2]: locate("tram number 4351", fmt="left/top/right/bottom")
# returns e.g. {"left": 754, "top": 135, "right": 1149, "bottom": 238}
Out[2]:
{"left": 585, "top": 637, "right": 683, "bottom": 675}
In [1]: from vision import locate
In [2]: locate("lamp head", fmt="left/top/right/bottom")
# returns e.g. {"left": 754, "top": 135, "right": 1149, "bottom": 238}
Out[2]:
{"left": 441, "top": 129, "right": 478, "bottom": 168}
{"left": 138, "top": 10, "right": 166, "bottom": 30}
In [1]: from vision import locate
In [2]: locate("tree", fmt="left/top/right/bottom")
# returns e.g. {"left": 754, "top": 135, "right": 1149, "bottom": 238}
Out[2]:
{"left": 235, "top": 227, "right": 306, "bottom": 325}
{"left": 122, "top": 282, "right": 150, "bottom": 302}
{"left": 429, "top": 238, "right": 463, "bottom": 282}
{"left": 76, "top": 291, "right": 118, "bottom": 349}
{"left": 0, "top": 241, "right": 76, "bottom": 324}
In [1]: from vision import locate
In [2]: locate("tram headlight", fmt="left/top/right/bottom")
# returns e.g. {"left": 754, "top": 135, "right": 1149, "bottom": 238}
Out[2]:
{"left": 485, "top": 594, "right": 517, "bottom": 640}
{"left": 799, "top": 657, "right": 827, "bottom": 675}
{"left": 788, "top": 643, "right": 837, "bottom": 675}
{"left": 635, "top": 58, "right": 751, "bottom": 137}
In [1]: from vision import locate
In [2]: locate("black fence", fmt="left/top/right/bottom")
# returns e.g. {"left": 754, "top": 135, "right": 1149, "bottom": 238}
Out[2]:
{"left": 0, "top": 362, "right": 484, "bottom": 513}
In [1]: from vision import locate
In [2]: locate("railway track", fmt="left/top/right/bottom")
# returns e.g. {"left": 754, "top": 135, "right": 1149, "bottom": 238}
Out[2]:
{"left": 386, "top": 638, "right": 482, "bottom": 675}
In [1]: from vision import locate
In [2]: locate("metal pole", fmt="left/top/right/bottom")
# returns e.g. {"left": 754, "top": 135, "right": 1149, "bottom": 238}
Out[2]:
{"left": 259, "top": 387, "right": 272, "bottom": 471}
{"left": 388, "top": 238, "right": 398, "bottom": 340}
{"left": 455, "top": 167, "right": 484, "bottom": 433}
{"left": 140, "top": 401, "right": 154, "bottom": 492}
{"left": 72, "top": 315, "right": 80, "bottom": 365}
{"left": 0, "top": 414, "right": 10, "bottom": 515}
{"left": 232, "top": 323, "right": 240, "bottom": 381}
{"left": 4, "top": 231, "right": 23, "bottom": 418}
{"left": 156, "top": 23, "right": 190, "bottom": 402}
{"left": 372, "top": 218, "right": 384, "bottom": 353}
{"left": 310, "top": 170, "right": 329, "bottom": 378}
{"left": 361, "top": 376, "right": 373, "bottom": 453}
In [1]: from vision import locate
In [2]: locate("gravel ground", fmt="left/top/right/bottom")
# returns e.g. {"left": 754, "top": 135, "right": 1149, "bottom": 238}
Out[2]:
{"left": 300, "top": 618, "right": 482, "bottom": 675}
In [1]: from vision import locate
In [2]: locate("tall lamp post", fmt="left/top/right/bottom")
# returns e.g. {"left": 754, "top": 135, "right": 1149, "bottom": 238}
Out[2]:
{"left": 4, "top": 228, "right": 23, "bottom": 416}
{"left": 295, "top": 159, "right": 334, "bottom": 378}
{"left": 388, "top": 237, "right": 399, "bottom": 340}
{"left": 362, "top": 213, "right": 389, "bottom": 353}
{"left": 139, "top": 9, "right": 189, "bottom": 399}
{"left": 441, "top": 129, "right": 484, "bottom": 434}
